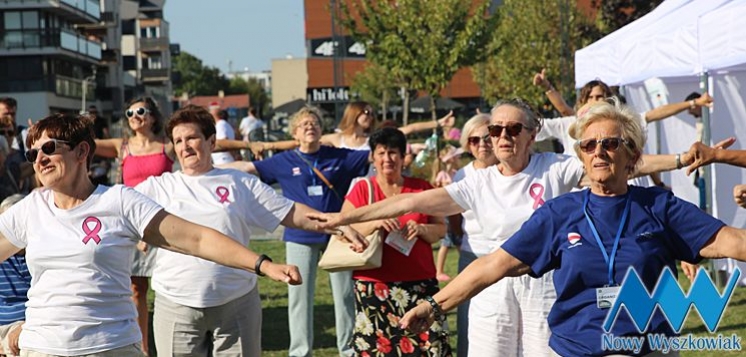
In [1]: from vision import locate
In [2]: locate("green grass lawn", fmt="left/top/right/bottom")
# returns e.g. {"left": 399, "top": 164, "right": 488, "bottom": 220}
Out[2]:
{"left": 149, "top": 240, "right": 746, "bottom": 356}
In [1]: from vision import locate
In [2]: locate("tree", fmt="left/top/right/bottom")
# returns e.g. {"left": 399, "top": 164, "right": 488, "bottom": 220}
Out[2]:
{"left": 172, "top": 51, "right": 230, "bottom": 97}
{"left": 340, "top": 0, "right": 498, "bottom": 123}
{"left": 349, "top": 63, "right": 399, "bottom": 121}
{"left": 478, "top": 0, "right": 598, "bottom": 107}
{"left": 227, "top": 77, "right": 270, "bottom": 116}
{"left": 592, "top": 0, "right": 665, "bottom": 35}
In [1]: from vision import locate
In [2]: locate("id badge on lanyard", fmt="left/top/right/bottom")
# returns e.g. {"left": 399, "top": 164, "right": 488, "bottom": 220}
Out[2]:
{"left": 584, "top": 190, "right": 631, "bottom": 309}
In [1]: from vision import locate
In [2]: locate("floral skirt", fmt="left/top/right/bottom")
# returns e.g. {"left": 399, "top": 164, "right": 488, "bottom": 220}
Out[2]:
{"left": 351, "top": 278, "right": 452, "bottom": 357}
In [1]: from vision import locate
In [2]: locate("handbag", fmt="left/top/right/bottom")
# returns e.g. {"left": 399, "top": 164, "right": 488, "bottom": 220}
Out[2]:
{"left": 318, "top": 177, "right": 383, "bottom": 272}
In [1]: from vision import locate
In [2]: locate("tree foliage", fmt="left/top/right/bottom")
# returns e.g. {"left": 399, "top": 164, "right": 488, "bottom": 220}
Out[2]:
{"left": 340, "top": 0, "right": 498, "bottom": 122}
{"left": 172, "top": 51, "right": 230, "bottom": 97}
{"left": 349, "top": 63, "right": 399, "bottom": 120}
{"left": 227, "top": 77, "right": 271, "bottom": 115}
{"left": 478, "top": 0, "right": 598, "bottom": 107}
{"left": 592, "top": 0, "right": 665, "bottom": 35}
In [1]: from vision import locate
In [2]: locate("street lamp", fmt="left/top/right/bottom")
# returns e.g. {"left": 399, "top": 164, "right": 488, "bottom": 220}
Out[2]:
{"left": 81, "top": 67, "right": 97, "bottom": 114}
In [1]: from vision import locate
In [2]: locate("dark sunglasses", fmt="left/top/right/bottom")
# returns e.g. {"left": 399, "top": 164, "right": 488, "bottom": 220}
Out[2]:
{"left": 0, "top": 129, "right": 14, "bottom": 136}
{"left": 487, "top": 123, "right": 525, "bottom": 138}
{"left": 25, "top": 139, "right": 71, "bottom": 162}
{"left": 125, "top": 107, "right": 149, "bottom": 118}
{"left": 576, "top": 137, "right": 629, "bottom": 154}
{"left": 467, "top": 134, "right": 492, "bottom": 146}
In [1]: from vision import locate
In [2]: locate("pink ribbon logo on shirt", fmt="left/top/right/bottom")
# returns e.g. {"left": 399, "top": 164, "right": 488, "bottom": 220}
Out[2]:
{"left": 216, "top": 186, "right": 230, "bottom": 203}
{"left": 529, "top": 183, "right": 545, "bottom": 210}
{"left": 82, "top": 216, "right": 102, "bottom": 245}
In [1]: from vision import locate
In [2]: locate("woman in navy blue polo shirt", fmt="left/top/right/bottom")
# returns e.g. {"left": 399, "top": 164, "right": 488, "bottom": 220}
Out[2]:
{"left": 399, "top": 100, "right": 746, "bottom": 356}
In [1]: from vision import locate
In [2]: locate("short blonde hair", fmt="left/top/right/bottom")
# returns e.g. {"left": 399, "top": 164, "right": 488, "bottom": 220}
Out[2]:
{"left": 459, "top": 113, "right": 491, "bottom": 148}
{"left": 569, "top": 98, "right": 646, "bottom": 160}
{"left": 289, "top": 106, "right": 323, "bottom": 134}
{"left": 490, "top": 98, "right": 543, "bottom": 133}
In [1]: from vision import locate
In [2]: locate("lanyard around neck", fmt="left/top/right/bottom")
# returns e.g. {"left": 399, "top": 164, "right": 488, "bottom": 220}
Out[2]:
{"left": 583, "top": 189, "right": 632, "bottom": 286}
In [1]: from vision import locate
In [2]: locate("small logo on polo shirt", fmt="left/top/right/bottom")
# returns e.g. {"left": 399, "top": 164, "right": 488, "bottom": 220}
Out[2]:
{"left": 292, "top": 167, "right": 301, "bottom": 176}
{"left": 567, "top": 232, "right": 582, "bottom": 248}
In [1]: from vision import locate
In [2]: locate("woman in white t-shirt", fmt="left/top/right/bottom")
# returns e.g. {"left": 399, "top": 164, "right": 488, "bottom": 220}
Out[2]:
{"left": 137, "top": 105, "right": 367, "bottom": 357}
{"left": 0, "top": 113, "right": 361, "bottom": 357}
{"left": 309, "top": 99, "right": 691, "bottom": 357}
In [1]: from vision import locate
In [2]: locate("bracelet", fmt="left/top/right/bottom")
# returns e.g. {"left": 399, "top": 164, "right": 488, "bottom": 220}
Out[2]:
{"left": 545, "top": 86, "right": 555, "bottom": 93}
{"left": 689, "top": 100, "right": 696, "bottom": 110}
{"left": 675, "top": 153, "right": 683, "bottom": 169}
{"left": 254, "top": 254, "right": 272, "bottom": 277}
{"left": 424, "top": 295, "right": 444, "bottom": 321}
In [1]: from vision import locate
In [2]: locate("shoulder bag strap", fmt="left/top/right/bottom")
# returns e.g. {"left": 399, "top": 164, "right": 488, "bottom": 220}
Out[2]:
{"left": 293, "top": 150, "right": 343, "bottom": 202}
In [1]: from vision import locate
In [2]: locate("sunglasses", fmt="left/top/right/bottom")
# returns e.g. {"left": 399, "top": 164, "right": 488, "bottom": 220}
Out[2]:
{"left": 576, "top": 137, "right": 629, "bottom": 154}
{"left": 25, "top": 139, "right": 71, "bottom": 162}
{"left": 487, "top": 123, "right": 525, "bottom": 138}
{"left": 0, "top": 129, "right": 14, "bottom": 136}
{"left": 125, "top": 107, "right": 149, "bottom": 118}
{"left": 467, "top": 134, "right": 492, "bottom": 146}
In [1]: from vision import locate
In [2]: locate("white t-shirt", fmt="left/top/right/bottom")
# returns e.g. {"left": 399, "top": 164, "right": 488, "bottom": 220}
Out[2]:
{"left": 238, "top": 115, "right": 264, "bottom": 141}
{"left": 212, "top": 119, "right": 236, "bottom": 164}
{"left": 0, "top": 185, "right": 162, "bottom": 355}
{"left": 537, "top": 113, "right": 653, "bottom": 187}
{"left": 136, "top": 168, "right": 294, "bottom": 308}
{"left": 445, "top": 153, "right": 584, "bottom": 254}
{"left": 452, "top": 162, "right": 487, "bottom": 255}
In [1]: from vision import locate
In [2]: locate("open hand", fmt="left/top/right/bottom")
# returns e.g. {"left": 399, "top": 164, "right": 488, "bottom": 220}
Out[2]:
{"left": 404, "top": 220, "right": 423, "bottom": 241}
{"left": 307, "top": 211, "right": 344, "bottom": 230}
{"left": 399, "top": 301, "right": 435, "bottom": 333}
{"left": 684, "top": 137, "right": 736, "bottom": 175}
{"left": 334, "top": 225, "right": 370, "bottom": 252}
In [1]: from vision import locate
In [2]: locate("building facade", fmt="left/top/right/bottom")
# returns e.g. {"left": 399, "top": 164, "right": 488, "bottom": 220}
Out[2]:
{"left": 0, "top": 0, "right": 102, "bottom": 123}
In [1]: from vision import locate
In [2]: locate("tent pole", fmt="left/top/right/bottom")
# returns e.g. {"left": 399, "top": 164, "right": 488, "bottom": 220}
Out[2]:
{"left": 699, "top": 71, "right": 720, "bottom": 287}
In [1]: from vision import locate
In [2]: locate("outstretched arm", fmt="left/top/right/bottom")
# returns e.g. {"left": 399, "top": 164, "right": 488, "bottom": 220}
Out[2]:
{"left": 217, "top": 161, "right": 258, "bottom": 176}
{"left": 533, "top": 69, "right": 575, "bottom": 116}
{"left": 281, "top": 203, "right": 368, "bottom": 252}
{"left": 399, "top": 111, "right": 455, "bottom": 136}
{"left": 144, "top": 210, "right": 302, "bottom": 284}
{"left": 307, "top": 187, "right": 464, "bottom": 230}
{"left": 94, "top": 138, "right": 124, "bottom": 159}
{"left": 644, "top": 93, "right": 713, "bottom": 123}
{"left": 699, "top": 226, "right": 746, "bottom": 261}
{"left": 400, "top": 249, "right": 531, "bottom": 332}
{"left": 685, "top": 138, "right": 742, "bottom": 175}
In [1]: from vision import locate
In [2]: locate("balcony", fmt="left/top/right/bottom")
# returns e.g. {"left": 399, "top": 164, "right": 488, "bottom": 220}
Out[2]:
{"left": 141, "top": 68, "right": 170, "bottom": 83}
{"left": 1, "top": 0, "right": 101, "bottom": 23}
{"left": 0, "top": 29, "right": 101, "bottom": 62}
{"left": 139, "top": 37, "right": 169, "bottom": 52}
{"left": 60, "top": 29, "right": 101, "bottom": 59}
{"left": 59, "top": 0, "right": 100, "bottom": 21}
{"left": 55, "top": 74, "right": 95, "bottom": 100}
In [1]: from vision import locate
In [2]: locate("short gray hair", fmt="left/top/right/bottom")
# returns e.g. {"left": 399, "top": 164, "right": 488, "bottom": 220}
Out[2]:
{"left": 491, "top": 98, "right": 543, "bottom": 133}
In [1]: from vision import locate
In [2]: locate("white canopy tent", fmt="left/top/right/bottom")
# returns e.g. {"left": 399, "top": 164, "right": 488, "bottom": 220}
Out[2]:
{"left": 575, "top": 0, "right": 746, "bottom": 282}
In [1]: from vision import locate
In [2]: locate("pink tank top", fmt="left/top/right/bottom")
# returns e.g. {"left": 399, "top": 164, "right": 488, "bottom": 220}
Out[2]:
{"left": 121, "top": 142, "right": 174, "bottom": 187}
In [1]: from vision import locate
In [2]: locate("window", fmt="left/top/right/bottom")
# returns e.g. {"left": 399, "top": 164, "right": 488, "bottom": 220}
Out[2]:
{"left": 22, "top": 11, "right": 38, "bottom": 29}
{"left": 4, "top": 12, "right": 21, "bottom": 30}
{"left": 147, "top": 55, "right": 162, "bottom": 69}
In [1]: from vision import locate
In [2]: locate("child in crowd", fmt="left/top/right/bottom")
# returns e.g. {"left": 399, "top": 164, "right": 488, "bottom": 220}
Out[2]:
{"left": 431, "top": 145, "right": 463, "bottom": 281}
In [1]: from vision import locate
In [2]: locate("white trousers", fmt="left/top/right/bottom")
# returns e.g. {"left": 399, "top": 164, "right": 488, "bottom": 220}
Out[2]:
{"left": 468, "top": 272, "right": 558, "bottom": 357}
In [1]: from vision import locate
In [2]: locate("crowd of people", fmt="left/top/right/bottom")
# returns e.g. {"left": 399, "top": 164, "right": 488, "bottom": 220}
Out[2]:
{"left": 0, "top": 70, "right": 744, "bottom": 357}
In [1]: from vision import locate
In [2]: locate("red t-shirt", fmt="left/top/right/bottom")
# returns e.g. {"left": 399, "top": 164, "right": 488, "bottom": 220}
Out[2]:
{"left": 347, "top": 176, "right": 437, "bottom": 282}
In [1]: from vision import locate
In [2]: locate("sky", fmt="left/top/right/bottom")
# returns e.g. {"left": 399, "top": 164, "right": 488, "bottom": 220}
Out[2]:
{"left": 164, "top": 1, "right": 306, "bottom": 74}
